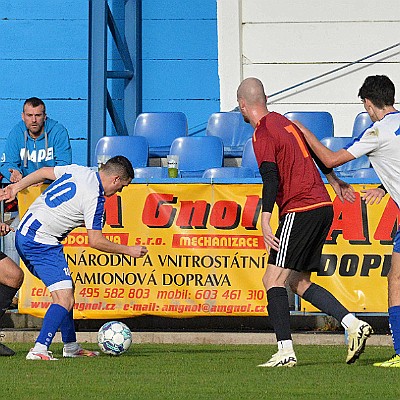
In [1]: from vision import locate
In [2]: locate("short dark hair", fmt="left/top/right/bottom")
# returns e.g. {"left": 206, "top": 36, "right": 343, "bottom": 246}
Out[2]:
{"left": 102, "top": 155, "right": 134, "bottom": 181}
{"left": 23, "top": 97, "right": 46, "bottom": 113}
{"left": 358, "top": 75, "right": 395, "bottom": 108}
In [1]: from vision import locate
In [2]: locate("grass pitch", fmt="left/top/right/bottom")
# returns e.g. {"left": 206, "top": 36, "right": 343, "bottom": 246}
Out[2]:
{"left": 1, "top": 342, "right": 399, "bottom": 400}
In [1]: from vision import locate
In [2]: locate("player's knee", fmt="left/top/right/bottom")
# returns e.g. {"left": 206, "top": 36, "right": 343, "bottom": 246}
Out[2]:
{"left": 62, "top": 296, "right": 75, "bottom": 311}
{"left": 388, "top": 267, "right": 400, "bottom": 284}
{"left": 287, "top": 280, "right": 299, "bottom": 294}
{"left": 14, "top": 268, "right": 24, "bottom": 288}
{"left": 51, "top": 289, "right": 75, "bottom": 311}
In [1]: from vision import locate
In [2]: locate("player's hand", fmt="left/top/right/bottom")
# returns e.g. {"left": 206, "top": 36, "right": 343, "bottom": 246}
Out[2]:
{"left": 9, "top": 169, "right": 22, "bottom": 183}
{"left": 327, "top": 175, "right": 356, "bottom": 203}
{"left": 129, "top": 245, "right": 149, "bottom": 258}
{"left": 335, "top": 179, "right": 356, "bottom": 203}
{"left": 0, "top": 222, "right": 13, "bottom": 236}
{"left": 0, "top": 185, "right": 17, "bottom": 203}
{"left": 262, "top": 224, "right": 280, "bottom": 252}
{"left": 361, "top": 187, "right": 386, "bottom": 205}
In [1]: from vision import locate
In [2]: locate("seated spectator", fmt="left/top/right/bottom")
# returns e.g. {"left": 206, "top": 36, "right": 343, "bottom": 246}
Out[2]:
{"left": 0, "top": 97, "right": 72, "bottom": 310}
{"left": 0, "top": 97, "right": 72, "bottom": 182}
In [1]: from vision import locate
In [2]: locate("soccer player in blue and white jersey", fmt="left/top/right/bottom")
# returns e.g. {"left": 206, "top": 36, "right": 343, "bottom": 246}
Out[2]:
{"left": 1, "top": 155, "right": 148, "bottom": 360}
{"left": 300, "top": 75, "right": 400, "bottom": 367}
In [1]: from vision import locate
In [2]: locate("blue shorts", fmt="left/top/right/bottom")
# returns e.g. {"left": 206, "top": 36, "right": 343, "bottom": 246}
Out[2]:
{"left": 393, "top": 227, "right": 400, "bottom": 253}
{"left": 16, "top": 230, "right": 72, "bottom": 292}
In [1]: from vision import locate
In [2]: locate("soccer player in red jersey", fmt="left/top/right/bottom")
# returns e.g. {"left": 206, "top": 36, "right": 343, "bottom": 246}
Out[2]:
{"left": 237, "top": 77, "right": 373, "bottom": 367}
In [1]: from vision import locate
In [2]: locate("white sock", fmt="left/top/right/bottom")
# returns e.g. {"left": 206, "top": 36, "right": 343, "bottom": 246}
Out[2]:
{"left": 277, "top": 340, "right": 293, "bottom": 351}
{"left": 341, "top": 313, "right": 358, "bottom": 329}
{"left": 33, "top": 342, "right": 48, "bottom": 353}
{"left": 63, "top": 341, "right": 80, "bottom": 353}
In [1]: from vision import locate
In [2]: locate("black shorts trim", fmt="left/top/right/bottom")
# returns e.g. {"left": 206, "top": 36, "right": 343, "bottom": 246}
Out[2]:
{"left": 268, "top": 206, "right": 333, "bottom": 272}
{"left": 0, "top": 251, "right": 8, "bottom": 261}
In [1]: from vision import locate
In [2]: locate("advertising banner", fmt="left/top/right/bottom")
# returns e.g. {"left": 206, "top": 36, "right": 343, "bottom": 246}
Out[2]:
{"left": 17, "top": 183, "right": 394, "bottom": 318}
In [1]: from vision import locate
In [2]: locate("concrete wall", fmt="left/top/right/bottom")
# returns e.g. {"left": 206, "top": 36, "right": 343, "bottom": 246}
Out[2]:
{"left": 218, "top": 0, "right": 400, "bottom": 136}
{"left": 0, "top": 1, "right": 88, "bottom": 164}
{"left": 0, "top": 0, "right": 220, "bottom": 166}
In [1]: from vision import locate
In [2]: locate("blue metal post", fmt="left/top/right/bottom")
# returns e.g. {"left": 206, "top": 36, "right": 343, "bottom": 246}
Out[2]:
{"left": 125, "top": 0, "right": 142, "bottom": 135}
{"left": 88, "top": 0, "right": 140, "bottom": 165}
{"left": 88, "top": 0, "right": 107, "bottom": 167}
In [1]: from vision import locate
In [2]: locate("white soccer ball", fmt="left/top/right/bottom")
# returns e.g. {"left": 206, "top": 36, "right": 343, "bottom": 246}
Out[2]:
{"left": 97, "top": 321, "right": 132, "bottom": 356}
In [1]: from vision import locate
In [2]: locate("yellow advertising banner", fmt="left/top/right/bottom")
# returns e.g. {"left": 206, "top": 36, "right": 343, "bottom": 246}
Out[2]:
{"left": 17, "top": 183, "right": 395, "bottom": 318}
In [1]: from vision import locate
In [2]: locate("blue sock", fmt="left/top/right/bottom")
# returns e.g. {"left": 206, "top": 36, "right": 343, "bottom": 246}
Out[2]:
{"left": 389, "top": 305, "right": 400, "bottom": 354}
{"left": 60, "top": 309, "right": 77, "bottom": 343}
{"left": 36, "top": 304, "right": 69, "bottom": 348}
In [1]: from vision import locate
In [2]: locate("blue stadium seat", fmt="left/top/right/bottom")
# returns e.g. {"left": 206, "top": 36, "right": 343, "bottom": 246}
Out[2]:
{"left": 202, "top": 167, "right": 255, "bottom": 179}
{"left": 320, "top": 137, "right": 370, "bottom": 177}
{"left": 320, "top": 136, "right": 350, "bottom": 152}
{"left": 352, "top": 167, "right": 380, "bottom": 182}
{"left": 352, "top": 112, "right": 373, "bottom": 137}
{"left": 336, "top": 156, "right": 370, "bottom": 177}
{"left": 95, "top": 136, "right": 148, "bottom": 168}
{"left": 133, "top": 112, "right": 188, "bottom": 157}
{"left": 284, "top": 111, "right": 334, "bottom": 141}
{"left": 241, "top": 138, "right": 260, "bottom": 177}
{"left": 206, "top": 112, "right": 254, "bottom": 157}
{"left": 133, "top": 167, "right": 169, "bottom": 179}
{"left": 169, "top": 136, "right": 224, "bottom": 177}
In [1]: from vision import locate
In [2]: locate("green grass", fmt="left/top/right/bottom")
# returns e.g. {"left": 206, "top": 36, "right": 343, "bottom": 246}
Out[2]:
{"left": 1, "top": 343, "right": 399, "bottom": 400}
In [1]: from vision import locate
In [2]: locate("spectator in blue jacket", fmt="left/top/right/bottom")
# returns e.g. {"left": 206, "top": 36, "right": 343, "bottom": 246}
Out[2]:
{"left": 0, "top": 97, "right": 72, "bottom": 311}
{"left": 0, "top": 97, "right": 72, "bottom": 183}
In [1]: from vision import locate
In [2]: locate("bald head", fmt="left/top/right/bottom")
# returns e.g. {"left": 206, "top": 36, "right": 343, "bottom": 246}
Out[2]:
{"left": 237, "top": 77, "right": 267, "bottom": 106}
{"left": 237, "top": 77, "right": 268, "bottom": 126}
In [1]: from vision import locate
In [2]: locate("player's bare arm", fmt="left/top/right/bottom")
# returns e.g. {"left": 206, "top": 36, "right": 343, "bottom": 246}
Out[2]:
{"left": 0, "top": 166, "right": 56, "bottom": 202}
{"left": 87, "top": 229, "right": 148, "bottom": 258}
{"left": 294, "top": 120, "right": 355, "bottom": 168}
{"left": 0, "top": 167, "right": 56, "bottom": 203}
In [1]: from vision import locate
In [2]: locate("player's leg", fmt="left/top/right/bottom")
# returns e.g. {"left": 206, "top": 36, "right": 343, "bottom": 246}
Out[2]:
{"left": 26, "top": 288, "right": 73, "bottom": 361}
{"left": 15, "top": 232, "right": 72, "bottom": 360}
{"left": 257, "top": 263, "right": 297, "bottom": 368}
{"left": 374, "top": 244, "right": 400, "bottom": 367}
{"left": 287, "top": 205, "right": 372, "bottom": 363}
{"left": 289, "top": 271, "right": 372, "bottom": 363}
{"left": 291, "top": 271, "right": 357, "bottom": 327}
{"left": 60, "top": 309, "right": 99, "bottom": 358}
{"left": 0, "top": 254, "right": 24, "bottom": 356}
{"left": 258, "top": 212, "right": 299, "bottom": 368}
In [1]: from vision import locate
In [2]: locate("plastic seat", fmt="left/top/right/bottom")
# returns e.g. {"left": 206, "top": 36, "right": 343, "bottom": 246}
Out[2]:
{"left": 241, "top": 138, "right": 260, "bottom": 177}
{"left": 95, "top": 136, "right": 148, "bottom": 168}
{"left": 202, "top": 167, "right": 255, "bottom": 179}
{"left": 352, "top": 168, "right": 380, "bottom": 182}
{"left": 320, "top": 137, "right": 370, "bottom": 177}
{"left": 336, "top": 156, "right": 370, "bottom": 177}
{"left": 320, "top": 137, "right": 350, "bottom": 152}
{"left": 133, "top": 112, "right": 188, "bottom": 157}
{"left": 284, "top": 111, "right": 334, "bottom": 141}
{"left": 352, "top": 112, "right": 373, "bottom": 137}
{"left": 206, "top": 112, "right": 254, "bottom": 157}
{"left": 133, "top": 167, "right": 168, "bottom": 179}
{"left": 169, "top": 136, "right": 224, "bottom": 177}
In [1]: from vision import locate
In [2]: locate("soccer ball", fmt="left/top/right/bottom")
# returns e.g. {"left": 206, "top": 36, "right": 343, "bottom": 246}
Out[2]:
{"left": 97, "top": 321, "right": 132, "bottom": 356}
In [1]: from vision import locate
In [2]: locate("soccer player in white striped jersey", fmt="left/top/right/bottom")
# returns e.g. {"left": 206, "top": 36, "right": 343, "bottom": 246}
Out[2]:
{"left": 1, "top": 156, "right": 148, "bottom": 360}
